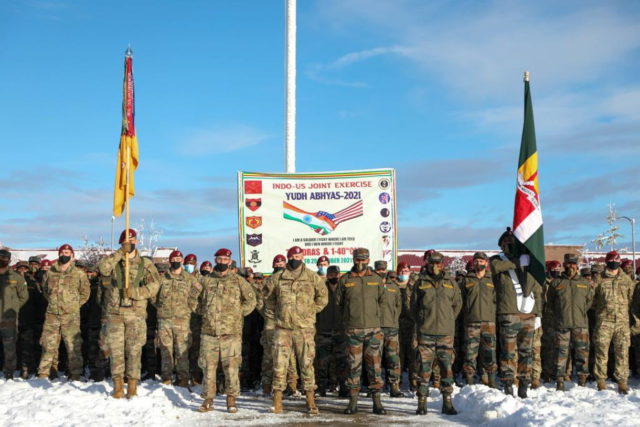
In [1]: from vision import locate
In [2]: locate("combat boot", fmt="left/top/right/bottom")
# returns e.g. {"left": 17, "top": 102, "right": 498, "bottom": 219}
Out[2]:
{"left": 416, "top": 395, "right": 428, "bottom": 415}
{"left": 465, "top": 374, "right": 474, "bottom": 386}
{"left": 556, "top": 381, "right": 565, "bottom": 392}
{"left": 597, "top": 380, "right": 606, "bottom": 391}
{"left": 577, "top": 376, "right": 587, "bottom": 387}
{"left": 317, "top": 386, "right": 327, "bottom": 397}
{"left": 161, "top": 377, "right": 172, "bottom": 385}
{"left": 262, "top": 383, "right": 272, "bottom": 396}
{"left": 68, "top": 373, "right": 82, "bottom": 382}
{"left": 112, "top": 377, "right": 125, "bottom": 399}
{"left": 227, "top": 395, "right": 238, "bottom": 413}
{"left": 517, "top": 380, "right": 529, "bottom": 399}
{"left": 271, "top": 390, "right": 283, "bottom": 414}
{"left": 198, "top": 398, "right": 214, "bottom": 412}
{"left": 20, "top": 367, "right": 30, "bottom": 380}
{"left": 372, "top": 391, "right": 387, "bottom": 415}
{"left": 531, "top": 378, "right": 541, "bottom": 389}
{"left": 126, "top": 379, "right": 138, "bottom": 399}
{"left": 442, "top": 393, "right": 458, "bottom": 415}
{"left": 174, "top": 377, "right": 189, "bottom": 388}
{"left": 49, "top": 367, "right": 58, "bottom": 381}
{"left": 389, "top": 382, "right": 402, "bottom": 397}
{"left": 91, "top": 369, "right": 105, "bottom": 382}
{"left": 503, "top": 381, "right": 514, "bottom": 396}
{"left": 344, "top": 390, "right": 359, "bottom": 414}
{"left": 487, "top": 373, "right": 497, "bottom": 389}
{"left": 305, "top": 390, "right": 319, "bottom": 415}
{"left": 618, "top": 382, "right": 629, "bottom": 395}
{"left": 338, "top": 383, "right": 350, "bottom": 398}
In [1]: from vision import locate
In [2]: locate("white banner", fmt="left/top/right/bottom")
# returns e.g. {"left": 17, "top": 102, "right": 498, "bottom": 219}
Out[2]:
{"left": 238, "top": 169, "right": 397, "bottom": 274}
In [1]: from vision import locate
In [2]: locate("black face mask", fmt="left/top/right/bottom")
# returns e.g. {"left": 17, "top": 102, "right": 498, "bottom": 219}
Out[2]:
{"left": 215, "top": 263, "right": 229, "bottom": 272}
{"left": 328, "top": 277, "right": 338, "bottom": 285}
{"left": 170, "top": 261, "right": 182, "bottom": 270}
{"left": 59, "top": 255, "right": 71, "bottom": 265}
{"left": 475, "top": 265, "right": 486, "bottom": 271}
{"left": 273, "top": 267, "right": 284, "bottom": 273}
{"left": 200, "top": 270, "right": 210, "bottom": 276}
{"left": 550, "top": 271, "right": 560, "bottom": 279}
{"left": 607, "top": 261, "right": 620, "bottom": 270}
{"left": 288, "top": 259, "right": 303, "bottom": 270}
{"left": 0, "top": 260, "right": 9, "bottom": 268}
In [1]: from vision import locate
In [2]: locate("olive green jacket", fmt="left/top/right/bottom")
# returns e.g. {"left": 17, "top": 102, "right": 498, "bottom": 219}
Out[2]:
{"left": 0, "top": 269, "right": 28, "bottom": 324}
{"left": 410, "top": 271, "right": 462, "bottom": 336}
{"left": 461, "top": 271, "right": 496, "bottom": 323}
{"left": 316, "top": 281, "right": 343, "bottom": 332}
{"left": 489, "top": 254, "right": 540, "bottom": 315}
{"left": 41, "top": 262, "right": 90, "bottom": 316}
{"left": 380, "top": 279, "right": 402, "bottom": 328}
{"left": 546, "top": 273, "right": 593, "bottom": 329}
{"left": 336, "top": 268, "right": 384, "bottom": 330}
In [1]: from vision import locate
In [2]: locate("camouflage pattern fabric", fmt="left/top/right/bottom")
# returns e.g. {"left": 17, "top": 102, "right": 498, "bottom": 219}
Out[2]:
{"left": 463, "top": 321, "right": 497, "bottom": 376}
{"left": 593, "top": 320, "right": 631, "bottom": 382}
{"left": 189, "top": 313, "right": 203, "bottom": 382}
{"left": 497, "top": 313, "right": 535, "bottom": 383}
{"left": 157, "top": 317, "right": 191, "bottom": 381}
{"left": 381, "top": 327, "right": 401, "bottom": 385}
{"left": 104, "top": 310, "right": 147, "bottom": 380}
{"left": 272, "top": 327, "right": 316, "bottom": 392}
{"left": 199, "top": 333, "right": 242, "bottom": 398}
{"left": 531, "top": 325, "right": 542, "bottom": 382}
{"left": 37, "top": 313, "right": 83, "bottom": 376}
{"left": 260, "top": 327, "right": 298, "bottom": 387}
{"left": 314, "top": 330, "right": 348, "bottom": 389}
{"left": 555, "top": 327, "right": 589, "bottom": 381}
{"left": 416, "top": 334, "right": 455, "bottom": 396}
{"left": 398, "top": 325, "right": 418, "bottom": 386}
{"left": 344, "top": 327, "right": 384, "bottom": 392}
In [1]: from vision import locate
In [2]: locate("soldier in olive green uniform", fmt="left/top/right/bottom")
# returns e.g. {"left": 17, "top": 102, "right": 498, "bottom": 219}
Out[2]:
{"left": 154, "top": 250, "right": 202, "bottom": 386}
{"left": 98, "top": 229, "right": 161, "bottom": 399}
{"left": 380, "top": 268, "right": 402, "bottom": 397}
{"left": 462, "top": 252, "right": 497, "bottom": 387}
{"left": 265, "top": 246, "right": 327, "bottom": 415}
{"left": 37, "top": 244, "right": 90, "bottom": 381}
{"left": 336, "top": 248, "right": 387, "bottom": 415}
{"left": 0, "top": 249, "right": 29, "bottom": 379}
{"left": 193, "top": 248, "right": 255, "bottom": 413}
{"left": 394, "top": 262, "right": 417, "bottom": 390}
{"left": 546, "top": 253, "right": 593, "bottom": 390}
{"left": 411, "top": 251, "right": 462, "bottom": 415}
{"left": 592, "top": 251, "right": 636, "bottom": 394}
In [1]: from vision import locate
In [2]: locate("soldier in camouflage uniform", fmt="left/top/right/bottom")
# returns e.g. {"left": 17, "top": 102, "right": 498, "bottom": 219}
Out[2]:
{"left": 264, "top": 246, "right": 327, "bottom": 415}
{"left": 98, "top": 229, "right": 161, "bottom": 399}
{"left": 546, "top": 253, "right": 593, "bottom": 390}
{"left": 394, "top": 262, "right": 418, "bottom": 390}
{"left": 592, "top": 251, "right": 635, "bottom": 394}
{"left": 380, "top": 265, "right": 402, "bottom": 397}
{"left": 462, "top": 252, "right": 498, "bottom": 388}
{"left": 411, "top": 251, "right": 461, "bottom": 415}
{"left": 18, "top": 256, "right": 44, "bottom": 379}
{"left": 192, "top": 248, "right": 255, "bottom": 413}
{"left": 83, "top": 266, "right": 108, "bottom": 381}
{"left": 37, "top": 244, "right": 90, "bottom": 381}
{"left": 490, "top": 227, "right": 539, "bottom": 399}
{"left": 184, "top": 253, "right": 204, "bottom": 385}
{"left": 154, "top": 250, "right": 202, "bottom": 386}
{"left": 336, "top": 248, "right": 386, "bottom": 415}
{"left": 0, "top": 249, "right": 29, "bottom": 379}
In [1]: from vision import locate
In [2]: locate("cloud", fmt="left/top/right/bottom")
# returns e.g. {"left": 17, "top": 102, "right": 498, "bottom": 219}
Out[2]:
{"left": 178, "top": 125, "right": 271, "bottom": 155}
{"left": 399, "top": 224, "right": 502, "bottom": 249}
{"left": 545, "top": 167, "right": 640, "bottom": 205}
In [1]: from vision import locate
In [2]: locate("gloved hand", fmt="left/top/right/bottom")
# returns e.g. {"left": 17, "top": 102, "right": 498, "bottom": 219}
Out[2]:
{"left": 534, "top": 317, "right": 542, "bottom": 330}
{"left": 519, "top": 254, "right": 530, "bottom": 267}
{"left": 125, "top": 286, "right": 135, "bottom": 299}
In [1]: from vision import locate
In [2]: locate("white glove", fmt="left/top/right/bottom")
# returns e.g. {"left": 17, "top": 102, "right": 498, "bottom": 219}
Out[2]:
{"left": 534, "top": 317, "right": 542, "bottom": 330}
{"left": 519, "top": 254, "right": 530, "bottom": 267}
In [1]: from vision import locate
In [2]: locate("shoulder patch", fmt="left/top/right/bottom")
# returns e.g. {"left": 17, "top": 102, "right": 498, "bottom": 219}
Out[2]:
{"left": 443, "top": 283, "right": 454, "bottom": 289}
{"left": 576, "top": 284, "right": 588, "bottom": 289}
{"left": 465, "top": 282, "right": 476, "bottom": 288}
{"left": 367, "top": 282, "right": 380, "bottom": 286}
{"left": 419, "top": 284, "right": 433, "bottom": 289}
{"left": 344, "top": 282, "right": 356, "bottom": 288}
{"left": 386, "top": 288, "right": 397, "bottom": 292}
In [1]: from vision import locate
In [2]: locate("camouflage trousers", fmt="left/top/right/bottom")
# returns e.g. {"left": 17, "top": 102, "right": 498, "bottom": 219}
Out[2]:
{"left": 399, "top": 325, "right": 418, "bottom": 384}
{"left": 531, "top": 325, "right": 542, "bottom": 381}
{"left": 417, "top": 334, "right": 455, "bottom": 396}
{"left": 555, "top": 327, "right": 589, "bottom": 381}
{"left": 593, "top": 319, "right": 630, "bottom": 382}
{"left": 314, "top": 330, "right": 348, "bottom": 389}
{"left": 189, "top": 313, "right": 203, "bottom": 382}
{"left": 497, "top": 313, "right": 535, "bottom": 383}
{"left": 381, "top": 327, "right": 401, "bottom": 385}
{"left": 37, "top": 313, "right": 83, "bottom": 377}
{"left": 345, "top": 327, "right": 384, "bottom": 391}
{"left": 260, "top": 328, "right": 298, "bottom": 387}
{"left": 199, "top": 333, "right": 241, "bottom": 398}
{"left": 0, "top": 324, "right": 18, "bottom": 375}
{"left": 463, "top": 321, "right": 497, "bottom": 376}
{"left": 158, "top": 317, "right": 191, "bottom": 381}
{"left": 105, "top": 311, "right": 147, "bottom": 380}
{"left": 272, "top": 327, "right": 315, "bottom": 392}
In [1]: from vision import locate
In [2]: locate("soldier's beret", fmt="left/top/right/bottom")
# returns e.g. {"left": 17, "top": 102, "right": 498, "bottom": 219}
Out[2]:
{"left": 374, "top": 260, "right": 387, "bottom": 270}
{"left": 428, "top": 251, "right": 444, "bottom": 264}
{"left": 58, "top": 243, "right": 74, "bottom": 254}
{"left": 0, "top": 249, "right": 11, "bottom": 259}
{"left": 28, "top": 256, "right": 41, "bottom": 263}
{"left": 40, "top": 259, "right": 52, "bottom": 267}
{"left": 422, "top": 249, "right": 435, "bottom": 261}
{"left": 473, "top": 251, "right": 488, "bottom": 260}
{"left": 353, "top": 248, "right": 370, "bottom": 260}
{"left": 397, "top": 262, "right": 410, "bottom": 271}
{"left": 272, "top": 254, "right": 286, "bottom": 265}
{"left": 621, "top": 259, "right": 632, "bottom": 268}
{"left": 169, "top": 250, "right": 183, "bottom": 259}
{"left": 563, "top": 253, "right": 579, "bottom": 264}
{"left": 214, "top": 249, "right": 232, "bottom": 258}
{"left": 317, "top": 255, "right": 329, "bottom": 265}
{"left": 185, "top": 253, "right": 198, "bottom": 263}
{"left": 327, "top": 265, "right": 340, "bottom": 275}
{"left": 605, "top": 251, "right": 620, "bottom": 262}
{"left": 287, "top": 246, "right": 303, "bottom": 258}
{"left": 118, "top": 229, "right": 137, "bottom": 244}
{"left": 200, "top": 260, "right": 212, "bottom": 268}
{"left": 546, "top": 260, "right": 562, "bottom": 271}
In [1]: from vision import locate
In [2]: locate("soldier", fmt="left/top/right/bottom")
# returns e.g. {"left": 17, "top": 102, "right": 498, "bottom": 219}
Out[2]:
{"left": 592, "top": 250, "right": 635, "bottom": 394}
{"left": 154, "top": 250, "right": 201, "bottom": 386}
{"left": 394, "top": 262, "right": 417, "bottom": 390}
{"left": 462, "top": 252, "right": 498, "bottom": 388}
{"left": 621, "top": 259, "right": 634, "bottom": 279}
{"left": 194, "top": 248, "right": 255, "bottom": 413}
{"left": 490, "top": 227, "right": 539, "bottom": 398}
{"left": 411, "top": 251, "right": 461, "bottom": 415}
{"left": 336, "top": 248, "right": 386, "bottom": 415}
{"left": 184, "top": 253, "right": 203, "bottom": 385}
{"left": 84, "top": 265, "right": 107, "bottom": 381}
{"left": 0, "top": 249, "right": 29, "bottom": 379}
{"left": 18, "top": 257, "right": 45, "bottom": 379}
{"left": 315, "top": 265, "right": 348, "bottom": 397}
{"left": 380, "top": 264, "right": 402, "bottom": 397}
{"left": 98, "top": 229, "right": 161, "bottom": 398}
{"left": 539, "top": 260, "right": 561, "bottom": 384}
{"left": 37, "top": 244, "right": 90, "bottom": 381}
{"left": 265, "top": 246, "right": 327, "bottom": 415}
{"left": 546, "top": 253, "right": 593, "bottom": 390}
{"left": 200, "top": 260, "right": 213, "bottom": 276}
{"left": 580, "top": 267, "right": 592, "bottom": 282}
{"left": 317, "top": 255, "right": 330, "bottom": 279}
{"left": 239, "top": 266, "right": 263, "bottom": 391}
{"left": 374, "top": 261, "right": 388, "bottom": 279}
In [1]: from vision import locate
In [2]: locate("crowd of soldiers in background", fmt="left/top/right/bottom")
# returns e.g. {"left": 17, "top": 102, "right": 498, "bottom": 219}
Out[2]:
{"left": 0, "top": 226, "right": 639, "bottom": 416}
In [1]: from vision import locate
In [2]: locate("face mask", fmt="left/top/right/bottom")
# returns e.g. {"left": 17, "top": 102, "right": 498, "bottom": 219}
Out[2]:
{"left": 288, "top": 259, "right": 303, "bottom": 270}
{"left": 550, "top": 271, "right": 560, "bottom": 279}
{"left": 171, "top": 261, "right": 182, "bottom": 270}
{"left": 607, "top": 261, "right": 620, "bottom": 270}
{"left": 184, "top": 264, "right": 195, "bottom": 273}
{"left": 59, "top": 255, "right": 71, "bottom": 265}
{"left": 317, "top": 266, "right": 327, "bottom": 275}
{"left": 397, "top": 274, "right": 409, "bottom": 282}
{"left": 214, "top": 263, "right": 229, "bottom": 272}
{"left": 354, "top": 262, "right": 367, "bottom": 272}
{"left": 200, "top": 270, "right": 210, "bottom": 276}
{"left": 475, "top": 264, "right": 486, "bottom": 271}
{"left": 0, "top": 260, "right": 9, "bottom": 268}
{"left": 328, "top": 277, "right": 339, "bottom": 285}
{"left": 273, "top": 267, "right": 284, "bottom": 273}
{"left": 503, "top": 243, "right": 516, "bottom": 257}
{"left": 122, "top": 243, "right": 136, "bottom": 253}
{"left": 431, "top": 265, "right": 443, "bottom": 276}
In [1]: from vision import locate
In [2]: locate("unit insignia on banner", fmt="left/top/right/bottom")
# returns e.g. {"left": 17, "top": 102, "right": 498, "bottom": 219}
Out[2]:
{"left": 245, "top": 198, "right": 262, "bottom": 211}
{"left": 246, "top": 216, "right": 262, "bottom": 229}
{"left": 246, "top": 233, "right": 262, "bottom": 247}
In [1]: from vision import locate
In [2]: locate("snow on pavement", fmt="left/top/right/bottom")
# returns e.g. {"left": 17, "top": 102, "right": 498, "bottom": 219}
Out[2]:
{"left": 0, "top": 376, "right": 639, "bottom": 426}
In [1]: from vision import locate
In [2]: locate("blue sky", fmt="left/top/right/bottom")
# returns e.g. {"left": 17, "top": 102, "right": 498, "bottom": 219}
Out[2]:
{"left": 1, "top": 0, "right": 639, "bottom": 262}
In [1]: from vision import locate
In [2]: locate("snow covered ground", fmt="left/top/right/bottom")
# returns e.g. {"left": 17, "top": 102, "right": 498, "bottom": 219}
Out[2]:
{"left": 0, "top": 375, "right": 639, "bottom": 426}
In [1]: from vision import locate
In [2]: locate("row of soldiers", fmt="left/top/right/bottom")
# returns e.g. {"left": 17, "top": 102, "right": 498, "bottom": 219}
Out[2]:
{"left": 1, "top": 227, "right": 639, "bottom": 416}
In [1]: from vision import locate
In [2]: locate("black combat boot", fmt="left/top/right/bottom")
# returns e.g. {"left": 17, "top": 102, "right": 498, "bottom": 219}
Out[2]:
{"left": 503, "top": 381, "right": 514, "bottom": 396}
{"left": 372, "top": 391, "right": 387, "bottom": 415}
{"left": 442, "top": 392, "right": 458, "bottom": 415}
{"left": 416, "top": 395, "right": 428, "bottom": 415}
{"left": 344, "top": 391, "right": 359, "bottom": 414}
{"left": 338, "top": 383, "right": 350, "bottom": 398}
{"left": 487, "top": 373, "right": 497, "bottom": 389}
{"left": 465, "top": 373, "right": 474, "bottom": 386}
{"left": 517, "top": 380, "right": 529, "bottom": 399}
{"left": 556, "top": 381, "right": 565, "bottom": 392}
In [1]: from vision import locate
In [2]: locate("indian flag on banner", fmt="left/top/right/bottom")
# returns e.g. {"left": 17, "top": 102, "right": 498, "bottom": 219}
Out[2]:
{"left": 283, "top": 200, "right": 364, "bottom": 236}
{"left": 513, "top": 72, "right": 546, "bottom": 285}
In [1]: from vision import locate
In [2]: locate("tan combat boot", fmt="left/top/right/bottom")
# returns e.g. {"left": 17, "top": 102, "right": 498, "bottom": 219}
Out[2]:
{"left": 126, "top": 379, "right": 138, "bottom": 399}
{"left": 618, "top": 382, "right": 629, "bottom": 395}
{"left": 227, "top": 395, "right": 238, "bottom": 413}
{"left": 112, "top": 377, "right": 125, "bottom": 399}
{"left": 597, "top": 380, "right": 606, "bottom": 391}
{"left": 305, "top": 390, "right": 319, "bottom": 415}
{"left": 531, "top": 378, "right": 541, "bottom": 389}
{"left": 272, "top": 390, "right": 283, "bottom": 413}
{"left": 198, "top": 398, "right": 214, "bottom": 412}
{"left": 262, "top": 383, "right": 272, "bottom": 396}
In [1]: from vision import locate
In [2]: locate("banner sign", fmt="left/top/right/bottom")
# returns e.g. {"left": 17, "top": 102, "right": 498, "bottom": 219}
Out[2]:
{"left": 238, "top": 169, "right": 397, "bottom": 274}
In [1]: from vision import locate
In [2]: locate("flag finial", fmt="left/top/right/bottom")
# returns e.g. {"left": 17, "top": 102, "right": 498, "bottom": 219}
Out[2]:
{"left": 523, "top": 71, "right": 530, "bottom": 82}
{"left": 125, "top": 45, "right": 133, "bottom": 57}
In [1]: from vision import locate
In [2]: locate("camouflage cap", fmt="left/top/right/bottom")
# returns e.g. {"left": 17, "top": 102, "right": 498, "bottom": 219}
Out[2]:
{"left": 15, "top": 261, "right": 29, "bottom": 269}
{"left": 563, "top": 253, "right": 579, "bottom": 264}
{"left": 428, "top": 251, "right": 444, "bottom": 264}
{"left": 591, "top": 263, "right": 604, "bottom": 273}
{"left": 327, "top": 265, "right": 340, "bottom": 275}
{"left": 353, "top": 248, "right": 370, "bottom": 260}
{"left": 0, "top": 249, "right": 11, "bottom": 259}
{"left": 374, "top": 260, "right": 387, "bottom": 270}
{"left": 473, "top": 251, "right": 488, "bottom": 260}
{"left": 28, "top": 256, "right": 41, "bottom": 263}
{"left": 580, "top": 267, "right": 592, "bottom": 277}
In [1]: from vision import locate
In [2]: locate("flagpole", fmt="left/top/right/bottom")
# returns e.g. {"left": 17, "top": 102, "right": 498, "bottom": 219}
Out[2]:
{"left": 285, "top": 0, "right": 296, "bottom": 173}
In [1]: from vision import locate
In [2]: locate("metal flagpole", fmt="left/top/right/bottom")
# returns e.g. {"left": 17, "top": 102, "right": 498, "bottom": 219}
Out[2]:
{"left": 285, "top": 0, "right": 296, "bottom": 173}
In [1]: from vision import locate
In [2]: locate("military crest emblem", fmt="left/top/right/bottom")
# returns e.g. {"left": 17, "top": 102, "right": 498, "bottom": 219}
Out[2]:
{"left": 246, "top": 233, "right": 262, "bottom": 247}
{"left": 245, "top": 198, "right": 262, "bottom": 212}
{"left": 246, "top": 216, "right": 262, "bottom": 229}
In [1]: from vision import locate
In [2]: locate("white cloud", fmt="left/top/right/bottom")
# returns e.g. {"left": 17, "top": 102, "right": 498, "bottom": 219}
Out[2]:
{"left": 178, "top": 125, "right": 271, "bottom": 155}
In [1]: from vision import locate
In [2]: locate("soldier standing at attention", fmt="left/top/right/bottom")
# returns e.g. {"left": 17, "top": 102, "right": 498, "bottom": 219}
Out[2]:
{"left": 98, "top": 229, "right": 161, "bottom": 399}
{"left": 0, "top": 249, "right": 29, "bottom": 379}
{"left": 380, "top": 264, "right": 402, "bottom": 397}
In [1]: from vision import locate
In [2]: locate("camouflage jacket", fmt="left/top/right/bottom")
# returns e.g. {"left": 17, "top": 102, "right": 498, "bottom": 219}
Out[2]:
{"left": 195, "top": 270, "right": 256, "bottom": 336}
{"left": 490, "top": 254, "right": 540, "bottom": 315}
{"left": 41, "top": 262, "right": 90, "bottom": 316}
{"left": 265, "top": 264, "right": 328, "bottom": 330}
{"left": 98, "top": 249, "right": 161, "bottom": 317}
{"left": 0, "top": 269, "right": 28, "bottom": 323}
{"left": 547, "top": 272, "right": 593, "bottom": 329}
{"left": 316, "top": 281, "right": 343, "bottom": 332}
{"left": 461, "top": 271, "right": 496, "bottom": 323}
{"left": 336, "top": 268, "right": 384, "bottom": 330}
{"left": 592, "top": 269, "right": 635, "bottom": 323}
{"left": 380, "top": 279, "right": 401, "bottom": 328}
{"left": 154, "top": 269, "right": 202, "bottom": 320}
{"left": 411, "top": 271, "right": 462, "bottom": 336}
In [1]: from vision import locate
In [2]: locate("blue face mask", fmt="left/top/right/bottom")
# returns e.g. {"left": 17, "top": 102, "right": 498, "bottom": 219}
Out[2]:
{"left": 318, "top": 266, "right": 327, "bottom": 275}
{"left": 397, "top": 274, "right": 409, "bottom": 282}
{"left": 184, "top": 264, "right": 195, "bottom": 274}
